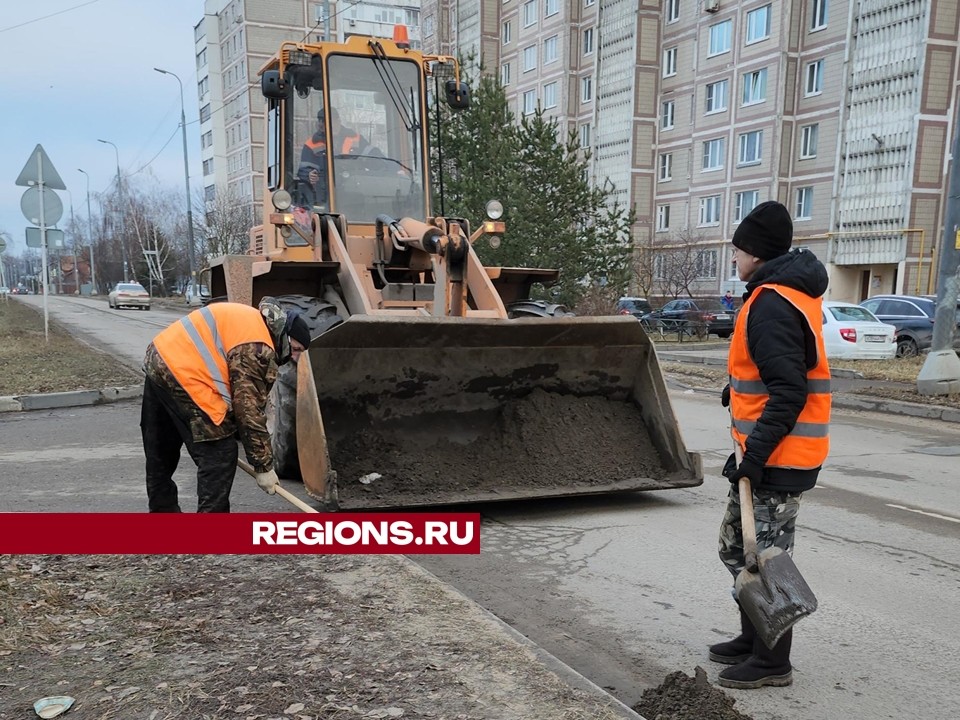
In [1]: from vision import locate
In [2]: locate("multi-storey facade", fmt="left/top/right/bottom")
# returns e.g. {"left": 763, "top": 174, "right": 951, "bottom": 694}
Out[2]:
{"left": 194, "top": 0, "right": 421, "bottom": 222}
{"left": 423, "top": 0, "right": 960, "bottom": 303}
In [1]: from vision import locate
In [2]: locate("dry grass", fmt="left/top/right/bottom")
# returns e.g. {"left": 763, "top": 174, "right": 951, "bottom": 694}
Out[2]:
{"left": 0, "top": 298, "right": 140, "bottom": 395}
{"left": 829, "top": 356, "right": 925, "bottom": 382}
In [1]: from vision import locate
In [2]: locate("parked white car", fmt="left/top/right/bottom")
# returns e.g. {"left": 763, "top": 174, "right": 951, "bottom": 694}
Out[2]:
{"left": 822, "top": 301, "right": 896, "bottom": 360}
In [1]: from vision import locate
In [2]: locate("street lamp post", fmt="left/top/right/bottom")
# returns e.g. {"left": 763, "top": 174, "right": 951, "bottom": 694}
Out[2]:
{"left": 97, "top": 139, "right": 129, "bottom": 282}
{"left": 78, "top": 169, "right": 98, "bottom": 294}
{"left": 154, "top": 67, "right": 197, "bottom": 287}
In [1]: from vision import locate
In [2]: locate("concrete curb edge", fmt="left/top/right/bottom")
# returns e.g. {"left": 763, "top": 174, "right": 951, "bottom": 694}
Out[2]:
{"left": 0, "top": 384, "right": 143, "bottom": 414}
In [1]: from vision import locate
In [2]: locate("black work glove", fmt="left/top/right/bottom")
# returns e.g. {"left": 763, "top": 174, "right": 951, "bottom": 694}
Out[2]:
{"left": 721, "top": 384, "right": 731, "bottom": 408}
{"left": 727, "top": 458, "right": 763, "bottom": 486}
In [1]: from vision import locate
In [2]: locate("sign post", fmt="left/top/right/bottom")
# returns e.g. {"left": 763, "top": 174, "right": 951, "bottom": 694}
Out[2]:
{"left": 17, "top": 145, "right": 66, "bottom": 342}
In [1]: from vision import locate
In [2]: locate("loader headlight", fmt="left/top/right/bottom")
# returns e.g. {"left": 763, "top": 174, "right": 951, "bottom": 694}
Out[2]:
{"left": 272, "top": 189, "right": 293, "bottom": 211}
{"left": 485, "top": 200, "right": 504, "bottom": 220}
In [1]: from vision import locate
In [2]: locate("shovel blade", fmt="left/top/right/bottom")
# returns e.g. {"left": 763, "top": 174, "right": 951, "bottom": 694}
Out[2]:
{"left": 735, "top": 547, "right": 818, "bottom": 649}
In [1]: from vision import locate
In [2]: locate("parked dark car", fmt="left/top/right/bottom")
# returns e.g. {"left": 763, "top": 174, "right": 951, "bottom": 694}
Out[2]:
{"left": 616, "top": 297, "right": 653, "bottom": 318}
{"left": 645, "top": 297, "right": 734, "bottom": 338}
{"left": 859, "top": 294, "right": 960, "bottom": 357}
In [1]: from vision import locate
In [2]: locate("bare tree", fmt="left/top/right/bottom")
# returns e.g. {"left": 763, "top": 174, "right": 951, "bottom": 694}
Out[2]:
{"left": 654, "top": 228, "right": 709, "bottom": 300}
{"left": 198, "top": 189, "right": 256, "bottom": 261}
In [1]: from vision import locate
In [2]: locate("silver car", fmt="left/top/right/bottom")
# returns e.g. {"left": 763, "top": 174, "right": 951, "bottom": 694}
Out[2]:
{"left": 108, "top": 282, "right": 151, "bottom": 310}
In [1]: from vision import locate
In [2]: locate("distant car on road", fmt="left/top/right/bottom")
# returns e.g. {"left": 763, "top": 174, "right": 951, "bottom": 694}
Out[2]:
{"left": 822, "top": 301, "right": 896, "bottom": 360}
{"left": 645, "top": 297, "right": 734, "bottom": 338}
{"left": 184, "top": 284, "right": 210, "bottom": 307}
{"left": 616, "top": 297, "right": 653, "bottom": 319}
{"left": 859, "top": 294, "right": 960, "bottom": 357}
{"left": 108, "top": 282, "right": 151, "bottom": 310}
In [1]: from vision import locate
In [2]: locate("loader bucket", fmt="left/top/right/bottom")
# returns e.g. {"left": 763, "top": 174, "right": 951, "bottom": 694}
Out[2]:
{"left": 299, "top": 315, "right": 703, "bottom": 509}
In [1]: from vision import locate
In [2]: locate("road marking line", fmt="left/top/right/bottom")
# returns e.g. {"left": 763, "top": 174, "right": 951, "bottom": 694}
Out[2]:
{"left": 886, "top": 504, "right": 960, "bottom": 524}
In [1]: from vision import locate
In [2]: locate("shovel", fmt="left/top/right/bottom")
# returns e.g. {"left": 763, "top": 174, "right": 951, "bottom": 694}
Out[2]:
{"left": 733, "top": 445, "right": 817, "bottom": 649}
{"left": 237, "top": 458, "right": 319, "bottom": 514}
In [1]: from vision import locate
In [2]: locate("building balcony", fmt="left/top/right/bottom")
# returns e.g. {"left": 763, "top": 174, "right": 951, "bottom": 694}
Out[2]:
{"left": 828, "top": 231, "right": 908, "bottom": 266}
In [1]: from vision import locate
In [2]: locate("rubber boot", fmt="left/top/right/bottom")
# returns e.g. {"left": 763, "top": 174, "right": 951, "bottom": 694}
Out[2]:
{"left": 718, "top": 628, "right": 793, "bottom": 689}
{"left": 708, "top": 606, "right": 755, "bottom": 665}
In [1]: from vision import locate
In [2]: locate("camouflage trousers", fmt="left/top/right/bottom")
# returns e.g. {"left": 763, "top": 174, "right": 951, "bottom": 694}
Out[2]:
{"left": 718, "top": 485, "right": 803, "bottom": 579}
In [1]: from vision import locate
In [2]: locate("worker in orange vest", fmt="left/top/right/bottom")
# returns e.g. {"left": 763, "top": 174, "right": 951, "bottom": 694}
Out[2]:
{"left": 297, "top": 106, "right": 370, "bottom": 207}
{"left": 712, "top": 201, "right": 831, "bottom": 689}
{"left": 140, "top": 297, "right": 312, "bottom": 512}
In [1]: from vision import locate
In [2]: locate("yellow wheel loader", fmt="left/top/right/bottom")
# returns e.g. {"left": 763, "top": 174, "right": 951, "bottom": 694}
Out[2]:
{"left": 208, "top": 32, "right": 702, "bottom": 509}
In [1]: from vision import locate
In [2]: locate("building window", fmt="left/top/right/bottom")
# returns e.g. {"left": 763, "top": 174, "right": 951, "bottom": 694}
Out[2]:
{"left": 659, "top": 152, "right": 673, "bottom": 181}
{"left": 696, "top": 250, "right": 718, "bottom": 279}
{"left": 746, "top": 5, "right": 771, "bottom": 43}
{"left": 197, "top": 76, "right": 209, "bottom": 100}
{"left": 734, "top": 190, "right": 759, "bottom": 222}
{"left": 654, "top": 253, "right": 667, "bottom": 280}
{"left": 657, "top": 204, "right": 671, "bottom": 232}
{"left": 196, "top": 48, "right": 207, "bottom": 69}
{"left": 702, "top": 137, "right": 725, "bottom": 171}
{"left": 585, "top": 0, "right": 595, "bottom": 6}
{"left": 500, "top": 62, "right": 511, "bottom": 86}
{"left": 201, "top": 130, "right": 213, "bottom": 149}
{"left": 666, "top": 0, "right": 680, "bottom": 23}
{"left": 203, "top": 158, "right": 214, "bottom": 175}
{"left": 810, "top": 0, "right": 828, "bottom": 30}
{"left": 706, "top": 79, "right": 728, "bottom": 113}
{"left": 545, "top": 0, "right": 559, "bottom": 17}
{"left": 580, "top": 123, "right": 591, "bottom": 148}
{"left": 523, "top": 0, "right": 537, "bottom": 27}
{"left": 699, "top": 195, "right": 721, "bottom": 226}
{"left": 800, "top": 123, "right": 819, "bottom": 158}
{"left": 204, "top": 185, "right": 216, "bottom": 202}
{"left": 742, "top": 68, "right": 767, "bottom": 105}
{"left": 583, "top": 27, "right": 594, "bottom": 55}
{"left": 581, "top": 75, "right": 593, "bottom": 102}
{"left": 502, "top": 21, "right": 512, "bottom": 44}
{"left": 738, "top": 130, "right": 763, "bottom": 165}
{"left": 805, "top": 59, "right": 824, "bottom": 95}
{"left": 543, "top": 81, "right": 558, "bottom": 108}
{"left": 663, "top": 47, "right": 677, "bottom": 77}
{"left": 544, "top": 35, "right": 559, "bottom": 64}
{"left": 523, "top": 45, "right": 537, "bottom": 72}
{"left": 708, "top": 19, "right": 732, "bottom": 56}
{"left": 661, "top": 100, "right": 675, "bottom": 129}
{"left": 523, "top": 89, "right": 537, "bottom": 115}
{"left": 199, "top": 103, "right": 211, "bottom": 123}
{"left": 796, "top": 186, "right": 813, "bottom": 219}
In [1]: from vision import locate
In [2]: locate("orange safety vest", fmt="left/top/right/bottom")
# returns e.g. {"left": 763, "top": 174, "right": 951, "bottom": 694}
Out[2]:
{"left": 728, "top": 284, "right": 831, "bottom": 470}
{"left": 153, "top": 303, "right": 275, "bottom": 425}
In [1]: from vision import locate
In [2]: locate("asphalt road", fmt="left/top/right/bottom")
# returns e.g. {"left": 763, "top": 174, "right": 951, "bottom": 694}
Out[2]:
{"left": 4, "top": 295, "right": 960, "bottom": 719}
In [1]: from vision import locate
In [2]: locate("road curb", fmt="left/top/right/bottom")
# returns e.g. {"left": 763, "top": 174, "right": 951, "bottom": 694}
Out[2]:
{"left": 0, "top": 384, "right": 143, "bottom": 414}
{"left": 672, "top": 380, "right": 960, "bottom": 425}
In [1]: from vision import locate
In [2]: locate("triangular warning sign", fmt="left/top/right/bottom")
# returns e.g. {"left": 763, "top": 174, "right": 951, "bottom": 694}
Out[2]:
{"left": 16, "top": 144, "right": 66, "bottom": 190}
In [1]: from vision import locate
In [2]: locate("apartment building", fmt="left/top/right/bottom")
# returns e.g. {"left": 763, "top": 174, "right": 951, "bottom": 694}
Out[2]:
{"left": 194, "top": 0, "right": 421, "bottom": 219}
{"left": 422, "top": 0, "right": 960, "bottom": 303}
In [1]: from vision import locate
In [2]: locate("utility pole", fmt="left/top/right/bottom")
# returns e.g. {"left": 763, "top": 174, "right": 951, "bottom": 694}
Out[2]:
{"left": 154, "top": 68, "right": 197, "bottom": 287}
{"left": 917, "top": 107, "right": 960, "bottom": 395}
{"left": 78, "top": 169, "right": 98, "bottom": 294}
{"left": 98, "top": 139, "right": 129, "bottom": 282}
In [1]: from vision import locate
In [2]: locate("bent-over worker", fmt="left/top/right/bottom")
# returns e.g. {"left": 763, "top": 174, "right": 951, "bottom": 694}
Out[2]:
{"left": 140, "top": 298, "right": 311, "bottom": 512}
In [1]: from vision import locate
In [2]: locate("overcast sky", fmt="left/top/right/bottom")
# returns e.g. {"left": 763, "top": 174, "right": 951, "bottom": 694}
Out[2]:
{"left": 0, "top": 0, "right": 205, "bottom": 255}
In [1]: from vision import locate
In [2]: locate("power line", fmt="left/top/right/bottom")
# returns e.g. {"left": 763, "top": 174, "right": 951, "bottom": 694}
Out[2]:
{"left": 130, "top": 125, "right": 182, "bottom": 176}
{"left": 0, "top": 0, "right": 101, "bottom": 33}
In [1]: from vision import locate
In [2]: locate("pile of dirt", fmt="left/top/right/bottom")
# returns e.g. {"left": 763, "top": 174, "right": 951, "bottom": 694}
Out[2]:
{"left": 633, "top": 666, "right": 754, "bottom": 720}
{"left": 0, "top": 554, "right": 633, "bottom": 720}
{"left": 330, "top": 389, "right": 669, "bottom": 507}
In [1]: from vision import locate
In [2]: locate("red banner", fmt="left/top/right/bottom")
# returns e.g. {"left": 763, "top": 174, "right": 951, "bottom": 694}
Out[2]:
{"left": 0, "top": 513, "right": 481, "bottom": 554}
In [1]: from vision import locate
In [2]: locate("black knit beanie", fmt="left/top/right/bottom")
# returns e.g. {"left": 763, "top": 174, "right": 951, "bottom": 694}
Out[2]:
{"left": 732, "top": 201, "right": 793, "bottom": 261}
{"left": 284, "top": 311, "right": 311, "bottom": 349}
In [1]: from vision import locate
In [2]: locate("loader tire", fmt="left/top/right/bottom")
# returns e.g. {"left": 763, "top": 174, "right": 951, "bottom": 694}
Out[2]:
{"left": 507, "top": 299, "right": 575, "bottom": 318}
{"left": 267, "top": 295, "right": 344, "bottom": 480}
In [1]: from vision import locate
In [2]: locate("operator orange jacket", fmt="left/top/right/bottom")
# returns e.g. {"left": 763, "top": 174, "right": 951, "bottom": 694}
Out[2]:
{"left": 728, "top": 284, "right": 831, "bottom": 470}
{"left": 152, "top": 304, "right": 275, "bottom": 425}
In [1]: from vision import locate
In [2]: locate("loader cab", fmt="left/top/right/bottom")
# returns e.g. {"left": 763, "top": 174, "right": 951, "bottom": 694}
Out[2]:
{"left": 263, "top": 45, "right": 430, "bottom": 225}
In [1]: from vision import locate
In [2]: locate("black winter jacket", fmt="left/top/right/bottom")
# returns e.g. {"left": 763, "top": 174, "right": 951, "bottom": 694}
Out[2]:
{"left": 739, "top": 249, "right": 829, "bottom": 493}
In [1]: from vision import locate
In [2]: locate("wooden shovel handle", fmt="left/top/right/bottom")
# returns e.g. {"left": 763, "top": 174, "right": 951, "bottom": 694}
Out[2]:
{"left": 237, "top": 459, "right": 319, "bottom": 514}
{"left": 734, "top": 444, "right": 760, "bottom": 573}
